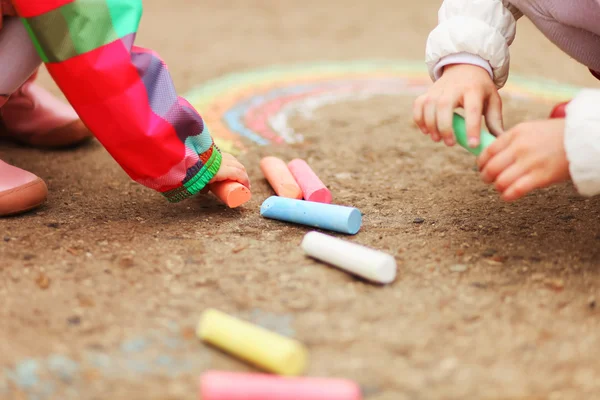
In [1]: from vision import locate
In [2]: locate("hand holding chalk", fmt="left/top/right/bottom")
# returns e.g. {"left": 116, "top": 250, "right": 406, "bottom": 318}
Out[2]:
{"left": 209, "top": 181, "right": 251, "bottom": 208}
{"left": 453, "top": 113, "right": 496, "bottom": 156}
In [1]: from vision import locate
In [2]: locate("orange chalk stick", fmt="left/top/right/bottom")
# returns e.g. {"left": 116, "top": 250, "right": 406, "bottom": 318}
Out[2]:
{"left": 260, "top": 157, "right": 302, "bottom": 199}
{"left": 209, "top": 181, "right": 251, "bottom": 208}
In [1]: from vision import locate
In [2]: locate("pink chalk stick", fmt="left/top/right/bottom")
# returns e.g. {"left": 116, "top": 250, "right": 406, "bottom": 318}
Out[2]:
{"left": 287, "top": 159, "right": 332, "bottom": 204}
{"left": 200, "top": 371, "right": 362, "bottom": 400}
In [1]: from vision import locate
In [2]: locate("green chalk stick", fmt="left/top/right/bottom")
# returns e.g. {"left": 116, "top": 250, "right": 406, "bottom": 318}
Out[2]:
{"left": 452, "top": 113, "right": 496, "bottom": 156}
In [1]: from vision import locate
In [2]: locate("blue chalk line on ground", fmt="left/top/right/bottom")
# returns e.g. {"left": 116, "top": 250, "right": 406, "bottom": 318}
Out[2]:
{"left": 0, "top": 310, "right": 295, "bottom": 400}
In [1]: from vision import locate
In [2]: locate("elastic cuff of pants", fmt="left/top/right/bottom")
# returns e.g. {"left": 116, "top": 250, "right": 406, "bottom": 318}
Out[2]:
{"left": 161, "top": 147, "right": 223, "bottom": 203}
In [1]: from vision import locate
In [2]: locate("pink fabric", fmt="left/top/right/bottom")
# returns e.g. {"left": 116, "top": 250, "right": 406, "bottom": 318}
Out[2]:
{"left": 0, "top": 17, "right": 42, "bottom": 95}
{"left": 511, "top": 0, "right": 600, "bottom": 74}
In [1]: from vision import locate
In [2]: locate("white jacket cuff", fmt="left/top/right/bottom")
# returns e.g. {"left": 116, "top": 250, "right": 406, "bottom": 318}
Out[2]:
{"left": 432, "top": 52, "right": 494, "bottom": 81}
{"left": 564, "top": 89, "right": 600, "bottom": 197}
{"left": 426, "top": 0, "right": 518, "bottom": 89}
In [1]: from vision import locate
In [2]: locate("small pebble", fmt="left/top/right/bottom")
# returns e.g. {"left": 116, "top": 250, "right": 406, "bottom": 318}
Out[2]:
{"left": 180, "top": 326, "right": 196, "bottom": 340}
{"left": 588, "top": 296, "right": 596, "bottom": 309}
{"left": 334, "top": 172, "right": 353, "bottom": 180}
{"left": 484, "top": 259, "right": 503, "bottom": 266}
{"left": 559, "top": 215, "right": 575, "bottom": 221}
{"left": 67, "top": 316, "right": 81, "bottom": 326}
{"left": 3, "top": 236, "right": 10, "bottom": 242}
{"left": 470, "top": 282, "right": 488, "bottom": 289}
{"left": 232, "top": 244, "right": 248, "bottom": 254}
{"left": 23, "top": 254, "right": 35, "bottom": 261}
{"left": 35, "top": 273, "right": 50, "bottom": 289}
{"left": 119, "top": 256, "right": 135, "bottom": 268}
{"left": 449, "top": 264, "right": 468, "bottom": 273}
{"left": 481, "top": 248, "right": 497, "bottom": 257}
{"left": 77, "top": 294, "right": 95, "bottom": 308}
{"left": 530, "top": 273, "right": 546, "bottom": 282}
{"left": 413, "top": 217, "right": 425, "bottom": 224}
{"left": 46, "top": 222, "right": 60, "bottom": 229}
{"left": 544, "top": 278, "right": 564, "bottom": 292}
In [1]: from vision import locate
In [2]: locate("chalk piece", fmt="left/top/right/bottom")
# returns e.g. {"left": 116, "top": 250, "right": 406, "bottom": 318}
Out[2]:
{"left": 197, "top": 309, "right": 308, "bottom": 376}
{"left": 260, "top": 196, "right": 361, "bottom": 235}
{"left": 209, "top": 181, "right": 251, "bottom": 208}
{"left": 452, "top": 113, "right": 496, "bottom": 156}
{"left": 288, "top": 159, "right": 332, "bottom": 203}
{"left": 200, "top": 371, "right": 363, "bottom": 400}
{"left": 260, "top": 156, "right": 303, "bottom": 199}
{"left": 302, "top": 231, "right": 396, "bottom": 284}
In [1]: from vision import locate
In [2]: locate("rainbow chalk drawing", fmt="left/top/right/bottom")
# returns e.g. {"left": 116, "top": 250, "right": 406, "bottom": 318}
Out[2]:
{"left": 260, "top": 197, "right": 362, "bottom": 235}
{"left": 200, "top": 371, "right": 363, "bottom": 400}
{"left": 198, "top": 309, "right": 309, "bottom": 376}
{"left": 260, "top": 156, "right": 303, "bottom": 199}
{"left": 302, "top": 232, "right": 396, "bottom": 284}
{"left": 288, "top": 159, "right": 332, "bottom": 203}
{"left": 452, "top": 113, "right": 496, "bottom": 156}
{"left": 184, "top": 60, "right": 581, "bottom": 154}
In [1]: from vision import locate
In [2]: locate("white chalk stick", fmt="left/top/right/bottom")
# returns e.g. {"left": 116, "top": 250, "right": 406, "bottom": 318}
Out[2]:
{"left": 301, "top": 231, "right": 397, "bottom": 284}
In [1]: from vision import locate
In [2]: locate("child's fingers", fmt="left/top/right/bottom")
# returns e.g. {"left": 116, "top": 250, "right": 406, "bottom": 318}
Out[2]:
{"left": 464, "top": 90, "right": 484, "bottom": 148}
{"left": 477, "top": 130, "right": 514, "bottom": 170}
{"left": 413, "top": 95, "right": 428, "bottom": 134}
{"left": 484, "top": 92, "right": 504, "bottom": 137}
{"left": 219, "top": 154, "right": 251, "bottom": 188}
{"left": 436, "top": 92, "right": 458, "bottom": 145}
{"left": 214, "top": 165, "right": 250, "bottom": 189}
{"left": 424, "top": 100, "right": 439, "bottom": 138}
{"left": 480, "top": 147, "right": 515, "bottom": 184}
{"left": 502, "top": 173, "right": 538, "bottom": 202}
{"left": 226, "top": 158, "right": 247, "bottom": 174}
{"left": 494, "top": 162, "right": 526, "bottom": 193}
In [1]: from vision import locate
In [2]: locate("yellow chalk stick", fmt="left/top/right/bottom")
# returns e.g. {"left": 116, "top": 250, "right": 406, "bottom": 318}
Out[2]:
{"left": 197, "top": 309, "right": 309, "bottom": 376}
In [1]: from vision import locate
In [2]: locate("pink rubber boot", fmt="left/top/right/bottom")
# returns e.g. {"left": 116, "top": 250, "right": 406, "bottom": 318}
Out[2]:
{"left": 0, "top": 70, "right": 92, "bottom": 148}
{"left": 0, "top": 159, "right": 47, "bottom": 216}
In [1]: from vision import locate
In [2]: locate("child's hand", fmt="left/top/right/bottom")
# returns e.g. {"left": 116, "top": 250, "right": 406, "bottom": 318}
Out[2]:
{"left": 477, "top": 119, "right": 570, "bottom": 201}
{"left": 209, "top": 153, "right": 251, "bottom": 189}
{"left": 413, "top": 64, "right": 504, "bottom": 147}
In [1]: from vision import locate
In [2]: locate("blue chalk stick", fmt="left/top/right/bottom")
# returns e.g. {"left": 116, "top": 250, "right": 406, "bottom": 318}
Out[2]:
{"left": 260, "top": 196, "right": 362, "bottom": 234}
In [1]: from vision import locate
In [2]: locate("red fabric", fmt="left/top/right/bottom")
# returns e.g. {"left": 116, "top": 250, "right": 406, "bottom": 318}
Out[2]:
{"left": 47, "top": 40, "right": 187, "bottom": 180}
{"left": 10, "top": 0, "right": 75, "bottom": 18}
{"left": 10, "top": 0, "right": 222, "bottom": 201}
